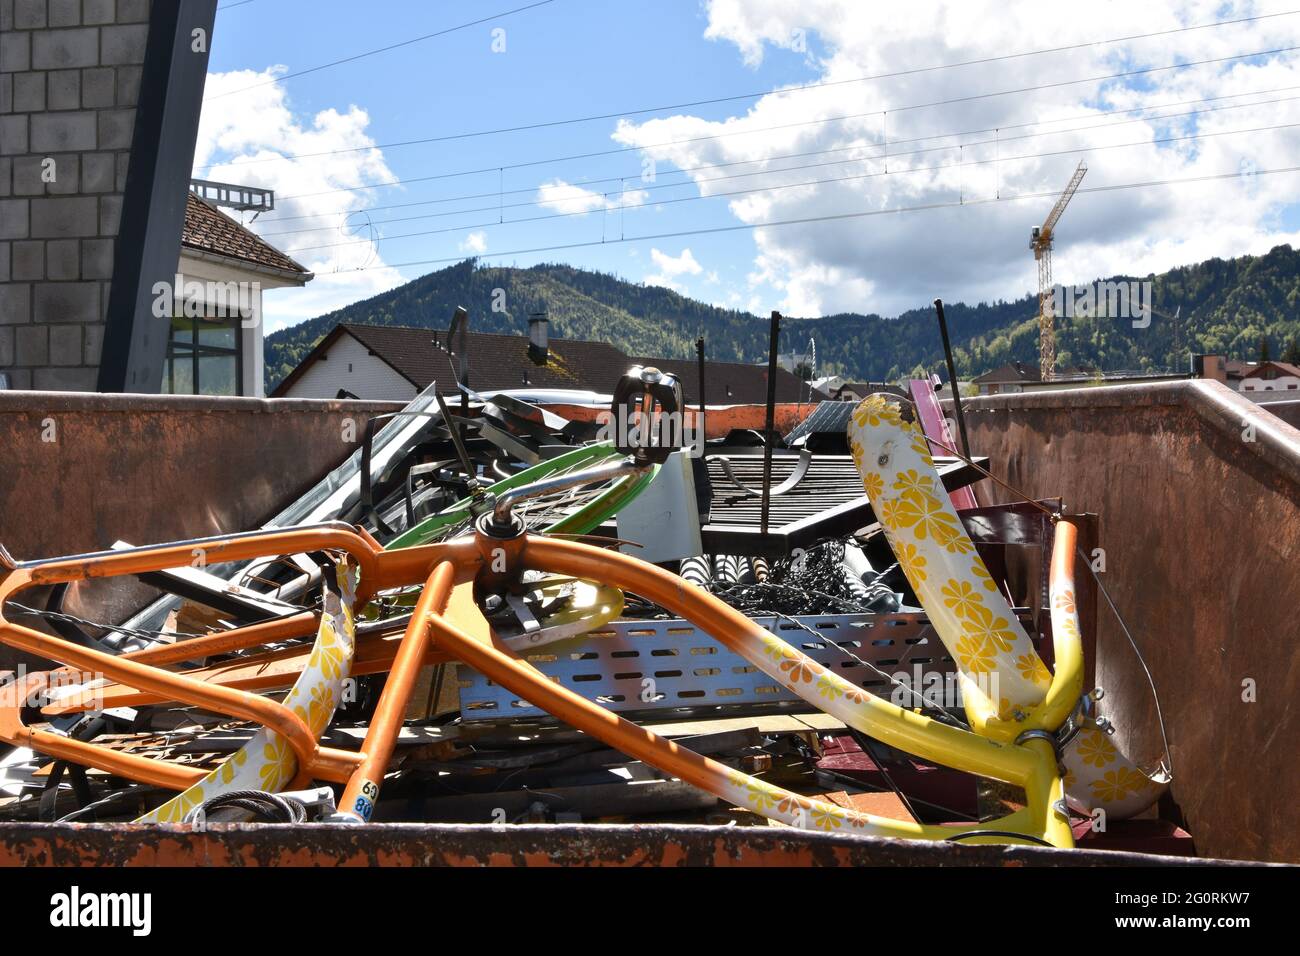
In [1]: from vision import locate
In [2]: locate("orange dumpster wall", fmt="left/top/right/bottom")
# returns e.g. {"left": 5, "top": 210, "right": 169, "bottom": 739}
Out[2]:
{"left": 3, "top": 385, "right": 1296, "bottom": 863}
{"left": 949, "top": 380, "right": 1300, "bottom": 863}
{"left": 0, "top": 392, "right": 402, "bottom": 562}
{"left": 548, "top": 402, "right": 818, "bottom": 439}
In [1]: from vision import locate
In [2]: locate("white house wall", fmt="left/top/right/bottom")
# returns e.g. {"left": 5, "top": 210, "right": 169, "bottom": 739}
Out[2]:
{"left": 176, "top": 254, "right": 292, "bottom": 399}
{"left": 1240, "top": 374, "right": 1300, "bottom": 400}
{"left": 282, "top": 332, "right": 418, "bottom": 401}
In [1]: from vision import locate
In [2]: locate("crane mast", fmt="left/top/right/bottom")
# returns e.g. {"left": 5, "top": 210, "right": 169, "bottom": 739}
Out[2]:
{"left": 1031, "top": 160, "right": 1087, "bottom": 380}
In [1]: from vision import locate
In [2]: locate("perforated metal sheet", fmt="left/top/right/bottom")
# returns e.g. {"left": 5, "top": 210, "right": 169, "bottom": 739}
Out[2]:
{"left": 459, "top": 612, "right": 962, "bottom": 724}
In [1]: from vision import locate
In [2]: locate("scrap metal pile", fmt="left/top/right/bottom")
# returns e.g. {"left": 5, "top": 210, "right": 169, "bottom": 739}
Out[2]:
{"left": 0, "top": 367, "right": 1180, "bottom": 851}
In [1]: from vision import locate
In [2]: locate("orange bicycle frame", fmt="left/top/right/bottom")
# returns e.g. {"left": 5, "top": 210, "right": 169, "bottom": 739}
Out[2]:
{"left": 0, "top": 517, "right": 1080, "bottom": 845}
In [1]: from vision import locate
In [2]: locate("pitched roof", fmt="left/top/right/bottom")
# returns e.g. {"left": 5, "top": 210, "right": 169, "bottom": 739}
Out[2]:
{"left": 181, "top": 193, "right": 311, "bottom": 279}
{"left": 971, "top": 361, "right": 1041, "bottom": 384}
{"left": 348, "top": 324, "right": 630, "bottom": 393}
{"left": 834, "top": 381, "right": 899, "bottom": 395}
{"left": 272, "top": 323, "right": 823, "bottom": 404}
{"left": 628, "top": 355, "right": 822, "bottom": 405}
{"left": 1241, "top": 360, "right": 1300, "bottom": 379}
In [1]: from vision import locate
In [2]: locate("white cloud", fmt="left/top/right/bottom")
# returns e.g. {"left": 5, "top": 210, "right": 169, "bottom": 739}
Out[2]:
{"left": 651, "top": 247, "right": 704, "bottom": 276}
{"left": 535, "top": 179, "right": 650, "bottom": 216}
{"left": 460, "top": 230, "right": 488, "bottom": 254}
{"left": 612, "top": 1, "right": 1300, "bottom": 316}
{"left": 645, "top": 246, "right": 705, "bottom": 291}
{"left": 703, "top": 0, "right": 814, "bottom": 67}
{"left": 195, "top": 68, "right": 406, "bottom": 332}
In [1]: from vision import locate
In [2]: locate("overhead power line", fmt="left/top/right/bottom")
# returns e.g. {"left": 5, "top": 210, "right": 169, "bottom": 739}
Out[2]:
{"left": 198, "top": 40, "right": 1300, "bottom": 170}
{"left": 209, "top": 0, "right": 558, "bottom": 98}
{"left": 254, "top": 82, "right": 1300, "bottom": 215}
{"left": 256, "top": 93, "right": 1300, "bottom": 237}
{"left": 279, "top": 121, "right": 1300, "bottom": 254}
{"left": 324, "top": 163, "right": 1300, "bottom": 274}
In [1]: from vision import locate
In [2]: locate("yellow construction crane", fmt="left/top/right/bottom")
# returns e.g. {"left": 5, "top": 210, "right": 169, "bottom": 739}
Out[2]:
{"left": 1031, "top": 160, "right": 1087, "bottom": 380}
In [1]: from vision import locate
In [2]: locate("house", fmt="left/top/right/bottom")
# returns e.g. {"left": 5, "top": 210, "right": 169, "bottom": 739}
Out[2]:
{"left": 971, "top": 362, "right": 1041, "bottom": 395}
{"left": 272, "top": 319, "right": 821, "bottom": 406}
{"left": 1238, "top": 361, "right": 1300, "bottom": 397}
{"left": 160, "top": 194, "right": 313, "bottom": 398}
{"left": 626, "top": 354, "right": 823, "bottom": 406}
{"left": 831, "top": 381, "right": 908, "bottom": 402}
{"left": 1192, "top": 354, "right": 1300, "bottom": 402}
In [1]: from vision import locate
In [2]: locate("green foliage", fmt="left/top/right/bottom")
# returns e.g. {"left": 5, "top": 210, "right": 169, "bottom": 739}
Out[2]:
{"left": 265, "top": 246, "right": 1300, "bottom": 393}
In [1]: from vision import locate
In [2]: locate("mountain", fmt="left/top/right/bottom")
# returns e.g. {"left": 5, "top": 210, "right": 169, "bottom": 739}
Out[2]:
{"left": 264, "top": 246, "right": 1300, "bottom": 393}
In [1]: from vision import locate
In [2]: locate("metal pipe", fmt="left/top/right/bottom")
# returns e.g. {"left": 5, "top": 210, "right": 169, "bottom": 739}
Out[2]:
{"left": 337, "top": 560, "right": 456, "bottom": 820}
{"left": 427, "top": 532, "right": 1068, "bottom": 844}
{"left": 425, "top": 613, "right": 926, "bottom": 841}
{"left": 761, "top": 311, "right": 781, "bottom": 535}
{"left": 696, "top": 336, "right": 707, "bottom": 453}
{"left": 1040, "top": 519, "right": 1085, "bottom": 730}
{"left": 523, "top": 536, "right": 1044, "bottom": 787}
{"left": 489, "top": 457, "right": 647, "bottom": 527}
{"left": 933, "top": 298, "right": 971, "bottom": 457}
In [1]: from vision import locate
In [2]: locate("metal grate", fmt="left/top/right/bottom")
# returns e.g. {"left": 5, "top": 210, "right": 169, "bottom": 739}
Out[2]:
{"left": 189, "top": 178, "right": 275, "bottom": 212}
{"left": 459, "top": 612, "right": 962, "bottom": 724}
{"left": 784, "top": 401, "right": 855, "bottom": 444}
{"left": 697, "top": 454, "right": 986, "bottom": 557}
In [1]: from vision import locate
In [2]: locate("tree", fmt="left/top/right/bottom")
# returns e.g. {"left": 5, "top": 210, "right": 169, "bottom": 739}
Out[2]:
{"left": 1284, "top": 339, "right": 1300, "bottom": 365}
{"left": 1259, "top": 337, "right": 1271, "bottom": 363}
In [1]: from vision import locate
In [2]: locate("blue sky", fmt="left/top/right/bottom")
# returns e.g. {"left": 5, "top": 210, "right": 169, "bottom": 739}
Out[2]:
{"left": 198, "top": 1, "right": 1300, "bottom": 332}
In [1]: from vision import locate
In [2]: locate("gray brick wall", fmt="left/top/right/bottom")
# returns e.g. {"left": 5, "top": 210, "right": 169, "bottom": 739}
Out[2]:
{"left": 0, "top": 0, "right": 152, "bottom": 391}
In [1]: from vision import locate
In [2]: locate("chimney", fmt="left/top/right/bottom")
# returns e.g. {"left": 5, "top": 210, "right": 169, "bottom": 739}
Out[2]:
{"left": 1193, "top": 353, "right": 1227, "bottom": 384}
{"left": 528, "top": 312, "right": 549, "bottom": 365}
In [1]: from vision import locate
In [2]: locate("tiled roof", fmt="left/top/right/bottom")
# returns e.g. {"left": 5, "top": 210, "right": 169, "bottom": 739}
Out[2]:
{"left": 972, "top": 361, "right": 1041, "bottom": 384}
{"left": 627, "top": 355, "right": 822, "bottom": 405}
{"left": 181, "top": 193, "right": 311, "bottom": 277}
{"left": 1241, "top": 361, "right": 1300, "bottom": 379}
{"left": 273, "top": 323, "right": 824, "bottom": 404}
{"left": 343, "top": 324, "right": 630, "bottom": 394}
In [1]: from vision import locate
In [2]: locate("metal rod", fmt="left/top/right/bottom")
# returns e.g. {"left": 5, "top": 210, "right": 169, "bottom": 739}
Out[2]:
{"left": 761, "top": 311, "right": 781, "bottom": 535}
{"left": 338, "top": 560, "right": 455, "bottom": 820}
{"left": 434, "top": 391, "right": 482, "bottom": 498}
{"left": 491, "top": 457, "right": 648, "bottom": 526}
{"left": 933, "top": 298, "right": 971, "bottom": 458}
{"left": 696, "top": 336, "right": 707, "bottom": 455}
{"left": 446, "top": 305, "right": 470, "bottom": 417}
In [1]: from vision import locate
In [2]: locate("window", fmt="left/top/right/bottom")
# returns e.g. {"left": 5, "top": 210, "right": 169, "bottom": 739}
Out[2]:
{"left": 161, "top": 315, "right": 243, "bottom": 396}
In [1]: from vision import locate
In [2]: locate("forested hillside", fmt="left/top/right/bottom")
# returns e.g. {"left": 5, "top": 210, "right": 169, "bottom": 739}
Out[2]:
{"left": 266, "top": 246, "right": 1300, "bottom": 392}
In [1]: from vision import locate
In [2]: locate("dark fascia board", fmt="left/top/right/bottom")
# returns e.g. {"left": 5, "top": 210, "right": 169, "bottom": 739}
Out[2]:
{"left": 98, "top": 0, "right": 219, "bottom": 392}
